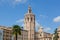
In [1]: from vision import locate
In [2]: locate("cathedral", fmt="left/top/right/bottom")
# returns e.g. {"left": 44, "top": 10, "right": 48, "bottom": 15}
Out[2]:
{"left": 0, "top": 6, "right": 60, "bottom": 40}
{"left": 24, "top": 6, "right": 53, "bottom": 40}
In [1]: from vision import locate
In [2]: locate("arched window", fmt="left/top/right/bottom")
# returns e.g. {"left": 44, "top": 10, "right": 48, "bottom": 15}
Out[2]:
{"left": 27, "top": 17, "right": 29, "bottom": 21}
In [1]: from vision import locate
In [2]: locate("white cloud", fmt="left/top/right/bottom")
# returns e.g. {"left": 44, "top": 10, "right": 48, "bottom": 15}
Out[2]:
{"left": 40, "top": 14, "right": 48, "bottom": 18}
{"left": 0, "top": 0, "right": 28, "bottom": 6}
{"left": 16, "top": 19, "right": 24, "bottom": 23}
{"left": 15, "top": 0, "right": 27, "bottom": 3}
{"left": 53, "top": 16, "right": 60, "bottom": 22}
{"left": 16, "top": 19, "right": 24, "bottom": 26}
{"left": 44, "top": 27, "right": 51, "bottom": 32}
{"left": 35, "top": 21, "right": 42, "bottom": 31}
{"left": 35, "top": 21, "right": 40, "bottom": 27}
{"left": 40, "top": 15, "right": 44, "bottom": 17}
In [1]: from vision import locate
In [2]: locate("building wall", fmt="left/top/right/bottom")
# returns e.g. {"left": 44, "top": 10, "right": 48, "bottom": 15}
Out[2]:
{"left": 3, "top": 29, "right": 12, "bottom": 40}
{"left": 0, "top": 26, "right": 28, "bottom": 40}
{"left": 0, "top": 27, "right": 13, "bottom": 40}
{"left": 15, "top": 30, "right": 28, "bottom": 40}
{"left": 35, "top": 26, "right": 53, "bottom": 40}
{"left": 35, "top": 32, "right": 52, "bottom": 40}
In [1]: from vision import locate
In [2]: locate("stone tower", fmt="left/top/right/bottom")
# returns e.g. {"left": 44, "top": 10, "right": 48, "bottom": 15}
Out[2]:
{"left": 24, "top": 6, "right": 35, "bottom": 40}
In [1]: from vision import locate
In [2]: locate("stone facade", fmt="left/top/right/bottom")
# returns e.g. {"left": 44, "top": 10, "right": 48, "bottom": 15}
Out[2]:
{"left": 0, "top": 26, "right": 28, "bottom": 40}
{"left": 0, "top": 26, "right": 12, "bottom": 40}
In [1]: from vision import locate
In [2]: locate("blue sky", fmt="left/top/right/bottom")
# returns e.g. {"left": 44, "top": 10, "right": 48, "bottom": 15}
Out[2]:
{"left": 0, "top": 0, "right": 60, "bottom": 33}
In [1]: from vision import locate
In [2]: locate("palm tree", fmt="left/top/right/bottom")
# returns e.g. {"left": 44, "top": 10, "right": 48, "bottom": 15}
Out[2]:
{"left": 12, "top": 25, "right": 21, "bottom": 40}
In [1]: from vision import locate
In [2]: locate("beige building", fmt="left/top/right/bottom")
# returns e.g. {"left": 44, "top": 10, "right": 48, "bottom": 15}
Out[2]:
{"left": 0, "top": 26, "right": 12, "bottom": 40}
{"left": 35, "top": 27, "right": 53, "bottom": 40}
{"left": 0, "top": 26, "right": 28, "bottom": 40}
{"left": 0, "top": 6, "right": 54, "bottom": 40}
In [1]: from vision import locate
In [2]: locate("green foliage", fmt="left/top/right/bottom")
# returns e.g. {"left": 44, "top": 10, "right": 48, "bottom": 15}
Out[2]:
{"left": 53, "top": 28, "right": 59, "bottom": 40}
{"left": 12, "top": 25, "right": 22, "bottom": 40}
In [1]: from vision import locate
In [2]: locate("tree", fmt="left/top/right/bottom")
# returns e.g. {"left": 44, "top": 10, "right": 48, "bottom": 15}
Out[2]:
{"left": 12, "top": 25, "right": 21, "bottom": 40}
{"left": 53, "top": 28, "right": 59, "bottom": 40}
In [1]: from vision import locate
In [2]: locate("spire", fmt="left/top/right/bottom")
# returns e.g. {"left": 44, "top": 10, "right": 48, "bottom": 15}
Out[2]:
{"left": 28, "top": 5, "right": 32, "bottom": 13}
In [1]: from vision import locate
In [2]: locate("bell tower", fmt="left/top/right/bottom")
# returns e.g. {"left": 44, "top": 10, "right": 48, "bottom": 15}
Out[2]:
{"left": 24, "top": 5, "right": 35, "bottom": 40}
